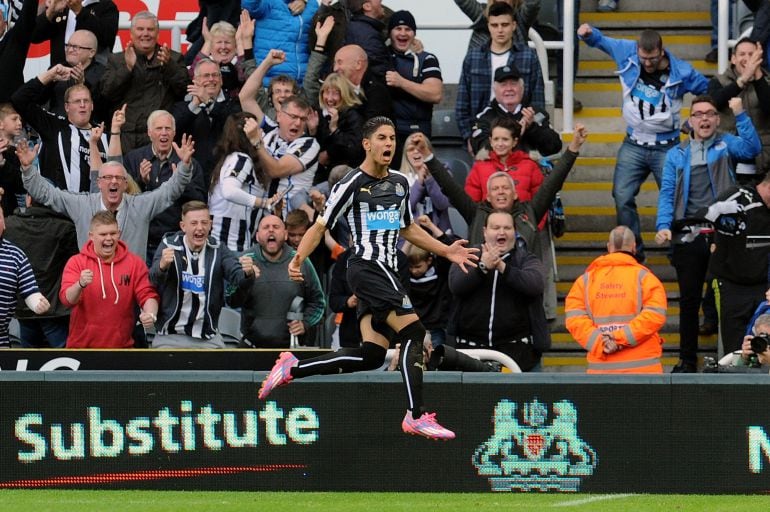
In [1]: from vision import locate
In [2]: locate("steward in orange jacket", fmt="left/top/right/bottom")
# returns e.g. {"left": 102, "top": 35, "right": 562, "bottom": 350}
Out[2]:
{"left": 565, "top": 226, "right": 667, "bottom": 373}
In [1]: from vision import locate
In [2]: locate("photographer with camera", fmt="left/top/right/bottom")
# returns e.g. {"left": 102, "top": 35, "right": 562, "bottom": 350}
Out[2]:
{"left": 727, "top": 313, "right": 770, "bottom": 368}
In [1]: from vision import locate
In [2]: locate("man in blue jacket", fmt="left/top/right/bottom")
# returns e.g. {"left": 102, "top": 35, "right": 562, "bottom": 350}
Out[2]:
{"left": 578, "top": 24, "right": 709, "bottom": 263}
{"left": 655, "top": 95, "right": 761, "bottom": 372}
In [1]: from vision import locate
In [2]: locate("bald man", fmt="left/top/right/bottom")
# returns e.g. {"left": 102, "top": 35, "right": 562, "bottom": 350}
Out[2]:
{"left": 565, "top": 226, "right": 668, "bottom": 374}
{"left": 303, "top": 38, "right": 392, "bottom": 120}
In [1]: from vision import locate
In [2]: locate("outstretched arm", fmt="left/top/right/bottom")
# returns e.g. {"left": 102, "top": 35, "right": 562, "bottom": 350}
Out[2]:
{"left": 288, "top": 221, "right": 327, "bottom": 282}
{"left": 400, "top": 223, "right": 478, "bottom": 273}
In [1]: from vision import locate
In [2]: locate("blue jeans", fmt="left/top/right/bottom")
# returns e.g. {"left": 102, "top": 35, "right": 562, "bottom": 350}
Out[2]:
{"left": 18, "top": 317, "right": 69, "bottom": 348}
{"left": 612, "top": 139, "right": 669, "bottom": 262}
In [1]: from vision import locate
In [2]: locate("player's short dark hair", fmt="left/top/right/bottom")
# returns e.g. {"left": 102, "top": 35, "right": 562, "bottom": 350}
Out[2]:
{"left": 638, "top": 30, "right": 662, "bottom": 53}
{"left": 182, "top": 200, "right": 209, "bottom": 217}
{"left": 362, "top": 116, "right": 395, "bottom": 139}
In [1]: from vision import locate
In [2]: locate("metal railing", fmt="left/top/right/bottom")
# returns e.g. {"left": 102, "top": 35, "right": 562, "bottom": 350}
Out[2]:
{"left": 385, "top": 348, "right": 522, "bottom": 373}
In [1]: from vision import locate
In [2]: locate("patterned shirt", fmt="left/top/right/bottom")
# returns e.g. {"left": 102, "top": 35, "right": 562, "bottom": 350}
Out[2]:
{"left": 456, "top": 41, "right": 545, "bottom": 140}
{"left": 0, "top": 239, "right": 39, "bottom": 345}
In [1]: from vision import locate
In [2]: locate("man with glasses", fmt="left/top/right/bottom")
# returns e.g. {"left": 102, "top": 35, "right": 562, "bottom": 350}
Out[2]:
{"left": 38, "top": 30, "right": 108, "bottom": 121}
{"left": 578, "top": 24, "right": 709, "bottom": 263}
{"left": 249, "top": 95, "right": 320, "bottom": 216}
{"left": 172, "top": 58, "right": 241, "bottom": 184}
{"left": 12, "top": 67, "right": 106, "bottom": 192}
{"left": 30, "top": 0, "right": 118, "bottom": 67}
{"left": 655, "top": 95, "right": 761, "bottom": 372}
{"left": 16, "top": 131, "right": 195, "bottom": 260}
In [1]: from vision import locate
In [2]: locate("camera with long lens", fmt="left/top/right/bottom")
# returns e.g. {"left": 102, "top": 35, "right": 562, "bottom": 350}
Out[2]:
{"left": 750, "top": 335, "right": 770, "bottom": 355}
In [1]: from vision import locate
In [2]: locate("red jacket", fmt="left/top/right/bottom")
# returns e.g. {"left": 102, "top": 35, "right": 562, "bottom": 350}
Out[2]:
{"left": 464, "top": 150, "right": 546, "bottom": 228}
{"left": 60, "top": 240, "right": 158, "bottom": 348}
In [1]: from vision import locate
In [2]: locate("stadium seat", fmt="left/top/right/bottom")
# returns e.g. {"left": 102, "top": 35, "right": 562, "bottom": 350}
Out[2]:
{"left": 446, "top": 158, "right": 470, "bottom": 187}
{"left": 218, "top": 307, "right": 242, "bottom": 345}
{"left": 448, "top": 207, "right": 468, "bottom": 239}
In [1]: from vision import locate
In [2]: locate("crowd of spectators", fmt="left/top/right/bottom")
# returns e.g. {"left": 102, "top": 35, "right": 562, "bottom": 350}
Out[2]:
{"left": 0, "top": 0, "right": 768, "bottom": 376}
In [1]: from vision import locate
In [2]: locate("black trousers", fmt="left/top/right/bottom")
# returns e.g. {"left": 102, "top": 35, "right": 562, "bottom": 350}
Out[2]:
{"left": 671, "top": 236, "right": 711, "bottom": 364}
{"left": 714, "top": 278, "right": 767, "bottom": 354}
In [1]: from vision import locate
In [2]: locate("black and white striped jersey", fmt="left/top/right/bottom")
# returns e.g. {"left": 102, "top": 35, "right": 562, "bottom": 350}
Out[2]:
{"left": 262, "top": 125, "right": 320, "bottom": 209}
{"left": 320, "top": 168, "right": 413, "bottom": 271}
{"left": 209, "top": 151, "right": 268, "bottom": 251}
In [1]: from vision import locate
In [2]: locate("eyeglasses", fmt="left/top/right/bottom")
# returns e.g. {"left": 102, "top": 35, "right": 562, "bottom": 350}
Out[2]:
{"left": 281, "top": 110, "right": 309, "bottom": 123}
{"left": 66, "top": 98, "right": 92, "bottom": 105}
{"left": 99, "top": 175, "right": 127, "bottom": 182}
{"left": 197, "top": 72, "right": 221, "bottom": 79}
{"left": 691, "top": 111, "right": 718, "bottom": 119}
{"left": 65, "top": 43, "right": 94, "bottom": 52}
{"left": 637, "top": 53, "right": 662, "bottom": 64}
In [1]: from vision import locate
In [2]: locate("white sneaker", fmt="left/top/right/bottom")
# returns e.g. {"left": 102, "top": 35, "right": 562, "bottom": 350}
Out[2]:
{"left": 598, "top": 0, "right": 618, "bottom": 12}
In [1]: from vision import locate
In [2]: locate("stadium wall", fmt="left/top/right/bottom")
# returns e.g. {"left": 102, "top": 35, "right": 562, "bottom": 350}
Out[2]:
{"left": 1, "top": 371, "right": 770, "bottom": 493}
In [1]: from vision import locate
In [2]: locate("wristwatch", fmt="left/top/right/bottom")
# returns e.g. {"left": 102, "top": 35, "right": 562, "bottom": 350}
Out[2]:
{"left": 478, "top": 261, "right": 488, "bottom": 274}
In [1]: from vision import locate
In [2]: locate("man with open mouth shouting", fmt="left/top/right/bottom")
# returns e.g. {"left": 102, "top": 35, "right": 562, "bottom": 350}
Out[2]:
{"left": 257, "top": 116, "right": 479, "bottom": 441}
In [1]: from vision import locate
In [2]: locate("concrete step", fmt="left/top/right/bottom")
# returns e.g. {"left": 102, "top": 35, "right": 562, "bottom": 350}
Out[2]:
{"left": 581, "top": 0, "right": 710, "bottom": 12}
{"left": 560, "top": 185, "right": 659, "bottom": 207}
{"left": 579, "top": 10, "right": 711, "bottom": 29}
{"left": 567, "top": 81, "right": 702, "bottom": 110}
{"left": 561, "top": 205, "right": 660, "bottom": 232}
{"left": 554, "top": 230, "right": 658, "bottom": 249}
{"left": 549, "top": 332, "right": 716, "bottom": 350}
{"left": 579, "top": 34, "right": 715, "bottom": 68}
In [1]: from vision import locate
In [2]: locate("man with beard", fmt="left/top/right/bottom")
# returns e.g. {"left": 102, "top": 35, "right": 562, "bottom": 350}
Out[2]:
{"left": 228, "top": 214, "right": 325, "bottom": 348}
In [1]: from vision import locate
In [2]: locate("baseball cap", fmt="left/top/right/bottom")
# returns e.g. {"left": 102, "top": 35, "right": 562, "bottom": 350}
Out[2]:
{"left": 494, "top": 64, "right": 522, "bottom": 82}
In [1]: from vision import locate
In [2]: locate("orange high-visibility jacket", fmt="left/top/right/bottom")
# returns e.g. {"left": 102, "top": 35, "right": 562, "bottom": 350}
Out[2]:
{"left": 565, "top": 252, "right": 667, "bottom": 373}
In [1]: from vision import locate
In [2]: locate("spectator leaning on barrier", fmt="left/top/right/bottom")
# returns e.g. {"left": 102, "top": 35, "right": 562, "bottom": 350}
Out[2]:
{"left": 655, "top": 95, "right": 761, "bottom": 373}
{"left": 59, "top": 211, "right": 159, "bottom": 348}
{"left": 578, "top": 24, "right": 709, "bottom": 263}
{"left": 448, "top": 209, "right": 548, "bottom": 372}
{"left": 149, "top": 201, "right": 259, "bottom": 349}
{"left": 566, "top": 226, "right": 667, "bottom": 374}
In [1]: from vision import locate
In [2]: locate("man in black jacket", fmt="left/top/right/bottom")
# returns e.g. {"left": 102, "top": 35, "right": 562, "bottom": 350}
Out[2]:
{"left": 0, "top": 0, "right": 37, "bottom": 103}
{"left": 4, "top": 200, "right": 78, "bottom": 347}
{"left": 31, "top": 0, "right": 117, "bottom": 66}
{"left": 448, "top": 210, "right": 548, "bottom": 371}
